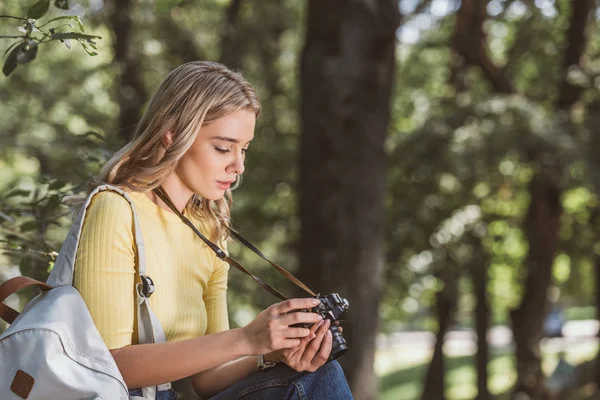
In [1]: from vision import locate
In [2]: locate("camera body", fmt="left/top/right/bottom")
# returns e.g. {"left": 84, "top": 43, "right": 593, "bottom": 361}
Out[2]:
{"left": 293, "top": 293, "right": 349, "bottom": 360}
{"left": 315, "top": 293, "right": 349, "bottom": 360}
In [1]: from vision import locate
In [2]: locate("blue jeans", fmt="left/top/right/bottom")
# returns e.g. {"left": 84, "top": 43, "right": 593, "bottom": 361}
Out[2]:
{"left": 128, "top": 360, "right": 352, "bottom": 400}
{"left": 208, "top": 360, "right": 353, "bottom": 400}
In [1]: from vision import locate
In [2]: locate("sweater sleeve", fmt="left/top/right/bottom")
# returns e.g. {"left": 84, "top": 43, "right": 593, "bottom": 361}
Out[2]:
{"left": 73, "top": 191, "right": 136, "bottom": 349}
{"left": 204, "top": 240, "right": 230, "bottom": 334}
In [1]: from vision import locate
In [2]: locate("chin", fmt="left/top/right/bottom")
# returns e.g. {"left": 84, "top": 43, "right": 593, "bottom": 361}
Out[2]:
{"left": 203, "top": 192, "right": 226, "bottom": 202}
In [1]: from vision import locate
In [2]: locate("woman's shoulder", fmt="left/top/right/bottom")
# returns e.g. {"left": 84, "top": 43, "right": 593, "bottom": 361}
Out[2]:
{"left": 85, "top": 190, "right": 133, "bottom": 220}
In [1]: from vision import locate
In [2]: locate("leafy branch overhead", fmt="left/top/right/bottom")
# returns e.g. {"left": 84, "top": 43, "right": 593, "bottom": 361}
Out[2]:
{"left": 0, "top": 0, "right": 100, "bottom": 76}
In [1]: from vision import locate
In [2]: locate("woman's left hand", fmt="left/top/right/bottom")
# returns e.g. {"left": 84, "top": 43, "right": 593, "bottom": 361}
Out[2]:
{"left": 265, "top": 318, "right": 332, "bottom": 372}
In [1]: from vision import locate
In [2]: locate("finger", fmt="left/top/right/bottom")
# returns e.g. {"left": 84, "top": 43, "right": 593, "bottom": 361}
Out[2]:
{"left": 299, "top": 320, "right": 321, "bottom": 343}
{"left": 315, "top": 327, "right": 333, "bottom": 364}
{"left": 284, "top": 327, "right": 313, "bottom": 339}
{"left": 279, "top": 338, "right": 302, "bottom": 349}
{"left": 295, "top": 321, "right": 320, "bottom": 352}
{"left": 279, "top": 311, "right": 323, "bottom": 327}
{"left": 275, "top": 298, "right": 321, "bottom": 314}
{"left": 301, "top": 320, "right": 330, "bottom": 364}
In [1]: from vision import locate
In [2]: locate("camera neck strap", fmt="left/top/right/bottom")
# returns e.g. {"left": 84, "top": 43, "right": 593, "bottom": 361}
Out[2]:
{"left": 152, "top": 187, "right": 316, "bottom": 301}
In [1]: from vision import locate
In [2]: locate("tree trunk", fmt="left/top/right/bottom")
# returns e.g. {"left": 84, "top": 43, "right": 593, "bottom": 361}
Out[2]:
{"left": 595, "top": 252, "right": 600, "bottom": 389}
{"left": 219, "top": 0, "right": 246, "bottom": 70}
{"left": 451, "top": 1, "right": 594, "bottom": 398}
{"left": 298, "top": 1, "right": 400, "bottom": 399}
{"left": 421, "top": 288, "right": 457, "bottom": 400}
{"left": 473, "top": 258, "right": 490, "bottom": 399}
{"left": 510, "top": 175, "right": 562, "bottom": 399}
{"left": 107, "top": 0, "right": 146, "bottom": 143}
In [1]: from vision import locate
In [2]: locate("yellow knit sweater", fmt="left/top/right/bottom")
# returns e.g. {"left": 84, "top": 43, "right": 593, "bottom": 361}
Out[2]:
{"left": 73, "top": 190, "right": 230, "bottom": 349}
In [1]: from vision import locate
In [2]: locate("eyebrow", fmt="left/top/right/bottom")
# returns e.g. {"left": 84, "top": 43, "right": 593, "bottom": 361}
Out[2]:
{"left": 211, "top": 136, "right": 252, "bottom": 145}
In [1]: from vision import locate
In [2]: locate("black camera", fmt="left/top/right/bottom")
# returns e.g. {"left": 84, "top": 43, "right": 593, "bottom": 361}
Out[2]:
{"left": 293, "top": 293, "right": 349, "bottom": 360}
{"left": 315, "top": 293, "right": 349, "bottom": 360}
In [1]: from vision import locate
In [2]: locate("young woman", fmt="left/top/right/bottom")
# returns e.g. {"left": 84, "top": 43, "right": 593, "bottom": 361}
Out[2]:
{"left": 72, "top": 61, "right": 353, "bottom": 399}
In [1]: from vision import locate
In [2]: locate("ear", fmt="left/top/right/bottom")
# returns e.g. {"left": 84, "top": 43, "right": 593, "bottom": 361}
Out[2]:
{"left": 162, "top": 130, "right": 174, "bottom": 149}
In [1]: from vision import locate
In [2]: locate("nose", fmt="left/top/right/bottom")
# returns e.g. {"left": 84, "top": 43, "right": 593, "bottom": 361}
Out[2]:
{"left": 229, "top": 151, "right": 245, "bottom": 175}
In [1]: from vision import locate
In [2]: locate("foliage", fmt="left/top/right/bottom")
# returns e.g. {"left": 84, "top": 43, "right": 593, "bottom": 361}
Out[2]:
{"left": 2, "top": 0, "right": 600, "bottom": 396}
{"left": 1, "top": 0, "right": 100, "bottom": 76}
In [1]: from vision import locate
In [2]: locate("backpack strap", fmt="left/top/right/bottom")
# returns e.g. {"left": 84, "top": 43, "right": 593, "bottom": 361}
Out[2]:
{"left": 46, "top": 185, "right": 171, "bottom": 396}
{"left": 46, "top": 185, "right": 167, "bottom": 346}
{"left": 0, "top": 276, "right": 52, "bottom": 324}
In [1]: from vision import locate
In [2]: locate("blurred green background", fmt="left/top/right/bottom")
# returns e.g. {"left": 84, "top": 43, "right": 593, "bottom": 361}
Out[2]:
{"left": 2, "top": 0, "right": 600, "bottom": 399}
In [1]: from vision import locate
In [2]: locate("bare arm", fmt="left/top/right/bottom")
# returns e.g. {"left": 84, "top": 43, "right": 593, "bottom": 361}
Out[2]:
{"left": 190, "top": 355, "right": 261, "bottom": 398}
{"left": 110, "top": 328, "right": 250, "bottom": 389}
{"left": 111, "top": 299, "right": 322, "bottom": 393}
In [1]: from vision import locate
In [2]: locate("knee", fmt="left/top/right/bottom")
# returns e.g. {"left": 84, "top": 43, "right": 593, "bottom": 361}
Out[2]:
{"left": 314, "top": 360, "right": 345, "bottom": 380}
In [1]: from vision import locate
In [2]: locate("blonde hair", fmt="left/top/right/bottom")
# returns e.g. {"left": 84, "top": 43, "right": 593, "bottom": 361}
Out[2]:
{"left": 85, "top": 61, "right": 260, "bottom": 242}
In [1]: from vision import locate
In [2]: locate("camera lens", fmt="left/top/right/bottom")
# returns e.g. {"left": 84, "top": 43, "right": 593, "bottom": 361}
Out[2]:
{"left": 328, "top": 324, "right": 347, "bottom": 360}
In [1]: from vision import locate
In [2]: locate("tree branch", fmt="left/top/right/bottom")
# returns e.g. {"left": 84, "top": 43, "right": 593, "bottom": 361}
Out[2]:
{"left": 452, "top": 0, "right": 513, "bottom": 94}
{"left": 555, "top": 0, "right": 594, "bottom": 110}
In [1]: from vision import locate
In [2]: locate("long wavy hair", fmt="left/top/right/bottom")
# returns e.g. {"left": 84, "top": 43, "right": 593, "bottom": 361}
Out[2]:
{"left": 84, "top": 61, "right": 260, "bottom": 242}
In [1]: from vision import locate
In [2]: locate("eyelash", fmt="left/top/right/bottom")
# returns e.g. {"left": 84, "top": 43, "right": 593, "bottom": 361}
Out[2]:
{"left": 214, "top": 146, "right": 248, "bottom": 154}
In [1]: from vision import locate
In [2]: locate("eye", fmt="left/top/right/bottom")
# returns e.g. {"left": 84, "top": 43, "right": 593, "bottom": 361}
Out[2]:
{"left": 214, "top": 146, "right": 230, "bottom": 154}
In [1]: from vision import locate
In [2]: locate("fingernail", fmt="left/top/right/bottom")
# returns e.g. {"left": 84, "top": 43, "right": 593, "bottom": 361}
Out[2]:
{"left": 327, "top": 330, "right": 332, "bottom": 337}
{"left": 312, "top": 299, "right": 320, "bottom": 305}
{"left": 317, "top": 320, "right": 324, "bottom": 327}
{"left": 317, "top": 315, "right": 324, "bottom": 320}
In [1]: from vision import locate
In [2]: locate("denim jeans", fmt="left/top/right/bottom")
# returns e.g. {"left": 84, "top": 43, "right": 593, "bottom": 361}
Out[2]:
{"left": 208, "top": 360, "right": 353, "bottom": 400}
{"left": 128, "top": 360, "right": 353, "bottom": 400}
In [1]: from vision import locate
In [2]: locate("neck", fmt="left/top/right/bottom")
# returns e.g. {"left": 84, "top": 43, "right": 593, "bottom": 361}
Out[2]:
{"left": 148, "top": 174, "right": 193, "bottom": 214}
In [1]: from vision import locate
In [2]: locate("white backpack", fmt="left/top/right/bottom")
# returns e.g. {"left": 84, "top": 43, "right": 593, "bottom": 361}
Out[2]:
{"left": 0, "top": 185, "right": 170, "bottom": 400}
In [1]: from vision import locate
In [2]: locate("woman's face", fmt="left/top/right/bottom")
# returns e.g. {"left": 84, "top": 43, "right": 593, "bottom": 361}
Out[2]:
{"left": 175, "top": 109, "right": 256, "bottom": 201}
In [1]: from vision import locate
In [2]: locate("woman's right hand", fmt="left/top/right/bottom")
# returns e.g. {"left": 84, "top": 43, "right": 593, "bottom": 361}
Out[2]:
{"left": 241, "top": 298, "right": 324, "bottom": 355}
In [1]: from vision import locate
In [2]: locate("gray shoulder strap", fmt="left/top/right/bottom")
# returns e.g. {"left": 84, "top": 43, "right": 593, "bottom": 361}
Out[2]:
{"left": 46, "top": 185, "right": 169, "bottom": 361}
{"left": 47, "top": 184, "right": 147, "bottom": 287}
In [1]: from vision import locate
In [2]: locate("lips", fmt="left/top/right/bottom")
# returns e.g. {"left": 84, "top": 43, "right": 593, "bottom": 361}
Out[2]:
{"left": 216, "top": 180, "right": 235, "bottom": 190}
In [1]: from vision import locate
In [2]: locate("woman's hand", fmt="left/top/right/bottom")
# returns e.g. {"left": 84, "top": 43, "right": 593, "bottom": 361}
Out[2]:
{"left": 241, "top": 298, "right": 323, "bottom": 356}
{"left": 266, "top": 318, "right": 333, "bottom": 372}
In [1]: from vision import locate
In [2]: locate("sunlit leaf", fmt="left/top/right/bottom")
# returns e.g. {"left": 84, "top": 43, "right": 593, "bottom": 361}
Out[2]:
{"left": 50, "top": 32, "right": 100, "bottom": 41}
{"left": 38, "top": 15, "right": 83, "bottom": 31}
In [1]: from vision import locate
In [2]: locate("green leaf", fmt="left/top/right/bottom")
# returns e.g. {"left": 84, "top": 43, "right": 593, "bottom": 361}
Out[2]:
{"left": 16, "top": 40, "right": 38, "bottom": 65}
{"left": 38, "top": 15, "right": 84, "bottom": 31}
{"left": 2, "top": 42, "right": 25, "bottom": 76}
{"left": 80, "top": 42, "right": 98, "bottom": 56}
{"left": 27, "top": 0, "right": 51, "bottom": 19}
{"left": 50, "top": 32, "right": 100, "bottom": 42}
{"left": 2, "top": 41, "right": 21, "bottom": 59}
{"left": 53, "top": 0, "right": 69, "bottom": 10}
